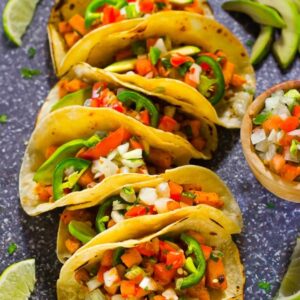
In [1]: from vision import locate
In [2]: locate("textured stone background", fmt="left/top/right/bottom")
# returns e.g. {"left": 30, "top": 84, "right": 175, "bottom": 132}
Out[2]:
{"left": 0, "top": 0, "right": 299, "bottom": 299}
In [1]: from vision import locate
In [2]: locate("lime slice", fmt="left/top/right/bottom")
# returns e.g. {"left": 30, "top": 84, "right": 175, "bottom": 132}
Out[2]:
{"left": 0, "top": 259, "right": 36, "bottom": 300}
{"left": 2, "top": 0, "right": 40, "bottom": 46}
{"left": 275, "top": 237, "right": 300, "bottom": 300}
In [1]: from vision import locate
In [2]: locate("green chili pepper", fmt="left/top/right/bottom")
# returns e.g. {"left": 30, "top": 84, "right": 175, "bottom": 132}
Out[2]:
{"left": 52, "top": 158, "right": 91, "bottom": 201}
{"left": 68, "top": 220, "right": 97, "bottom": 244}
{"left": 196, "top": 55, "right": 225, "bottom": 105}
{"left": 149, "top": 47, "right": 161, "bottom": 65}
{"left": 85, "top": 0, "right": 127, "bottom": 28}
{"left": 117, "top": 90, "right": 159, "bottom": 127}
{"left": 253, "top": 112, "right": 271, "bottom": 125}
{"left": 125, "top": 4, "right": 139, "bottom": 19}
{"left": 51, "top": 87, "right": 92, "bottom": 112}
{"left": 176, "top": 233, "right": 206, "bottom": 290}
{"left": 113, "top": 247, "right": 125, "bottom": 266}
{"left": 95, "top": 196, "right": 122, "bottom": 232}
{"left": 34, "top": 135, "right": 100, "bottom": 185}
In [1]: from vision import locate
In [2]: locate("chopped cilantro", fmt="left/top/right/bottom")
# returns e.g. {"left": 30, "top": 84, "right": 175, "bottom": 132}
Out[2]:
{"left": 181, "top": 191, "right": 196, "bottom": 199}
{"left": 258, "top": 281, "right": 271, "bottom": 292}
{"left": 161, "top": 58, "right": 172, "bottom": 69}
{"left": 20, "top": 68, "right": 41, "bottom": 79}
{"left": 178, "top": 61, "right": 193, "bottom": 77}
{"left": 246, "top": 39, "right": 254, "bottom": 47}
{"left": 0, "top": 114, "right": 8, "bottom": 123}
{"left": 27, "top": 47, "right": 36, "bottom": 59}
{"left": 7, "top": 243, "right": 17, "bottom": 255}
{"left": 266, "top": 202, "right": 275, "bottom": 209}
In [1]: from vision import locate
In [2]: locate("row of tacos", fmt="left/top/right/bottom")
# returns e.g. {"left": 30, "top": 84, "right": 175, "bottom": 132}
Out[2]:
{"left": 19, "top": 4, "right": 255, "bottom": 299}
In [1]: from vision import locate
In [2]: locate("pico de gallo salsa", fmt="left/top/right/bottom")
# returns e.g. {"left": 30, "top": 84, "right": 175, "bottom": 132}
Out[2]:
{"left": 55, "top": 79, "right": 208, "bottom": 152}
{"left": 60, "top": 181, "right": 224, "bottom": 254}
{"left": 74, "top": 231, "right": 227, "bottom": 299}
{"left": 251, "top": 89, "right": 300, "bottom": 182}
{"left": 34, "top": 126, "right": 174, "bottom": 203}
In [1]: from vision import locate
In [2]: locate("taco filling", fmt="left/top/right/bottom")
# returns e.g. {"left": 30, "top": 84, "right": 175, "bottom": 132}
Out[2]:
{"left": 60, "top": 181, "right": 224, "bottom": 254}
{"left": 33, "top": 126, "right": 174, "bottom": 203}
{"left": 73, "top": 231, "right": 227, "bottom": 299}
{"left": 56, "top": 0, "right": 210, "bottom": 50}
{"left": 55, "top": 79, "right": 208, "bottom": 151}
{"left": 251, "top": 89, "right": 300, "bottom": 182}
{"left": 104, "top": 36, "right": 251, "bottom": 106}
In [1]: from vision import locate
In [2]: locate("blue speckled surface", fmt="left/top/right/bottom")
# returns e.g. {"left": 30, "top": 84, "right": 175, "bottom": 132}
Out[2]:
{"left": 0, "top": 0, "right": 299, "bottom": 299}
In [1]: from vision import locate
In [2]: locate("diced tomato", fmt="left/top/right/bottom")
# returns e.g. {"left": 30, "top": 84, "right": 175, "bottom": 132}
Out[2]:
{"left": 135, "top": 58, "right": 153, "bottom": 76}
{"left": 45, "top": 145, "right": 58, "bottom": 159}
{"left": 231, "top": 74, "right": 246, "bottom": 87}
{"left": 102, "top": 5, "right": 123, "bottom": 25}
{"left": 201, "top": 244, "right": 212, "bottom": 260}
{"left": 36, "top": 184, "right": 52, "bottom": 202}
{"left": 179, "top": 193, "right": 194, "bottom": 206}
{"left": 140, "top": 110, "right": 150, "bottom": 125}
{"left": 279, "top": 134, "right": 294, "bottom": 147}
{"left": 170, "top": 53, "right": 193, "bottom": 68}
{"left": 135, "top": 287, "right": 150, "bottom": 298}
{"left": 194, "top": 191, "right": 224, "bottom": 208}
{"left": 112, "top": 102, "right": 125, "bottom": 113}
{"left": 158, "top": 115, "right": 178, "bottom": 132}
{"left": 269, "top": 154, "right": 285, "bottom": 174}
{"left": 135, "top": 240, "right": 158, "bottom": 257}
{"left": 153, "top": 263, "right": 177, "bottom": 286}
{"left": 139, "top": 0, "right": 154, "bottom": 13}
{"left": 125, "top": 205, "right": 147, "bottom": 218}
{"left": 148, "top": 148, "right": 173, "bottom": 169}
{"left": 78, "top": 169, "right": 94, "bottom": 187}
{"left": 65, "top": 237, "right": 81, "bottom": 254}
{"left": 166, "top": 200, "right": 181, "bottom": 211}
{"left": 60, "top": 209, "right": 92, "bottom": 225}
{"left": 153, "top": 296, "right": 167, "bottom": 300}
{"left": 58, "top": 21, "right": 73, "bottom": 34}
{"left": 191, "top": 136, "right": 206, "bottom": 151}
{"left": 101, "top": 250, "right": 114, "bottom": 267}
{"left": 280, "top": 116, "right": 300, "bottom": 133}
{"left": 280, "top": 164, "right": 299, "bottom": 181}
{"left": 75, "top": 269, "right": 90, "bottom": 284}
{"left": 168, "top": 181, "right": 183, "bottom": 201}
{"left": 65, "top": 79, "right": 87, "bottom": 92}
{"left": 68, "top": 14, "right": 86, "bottom": 36}
{"left": 200, "top": 62, "right": 211, "bottom": 72}
{"left": 64, "top": 31, "right": 81, "bottom": 48}
{"left": 79, "top": 127, "right": 131, "bottom": 160}
{"left": 206, "top": 258, "right": 227, "bottom": 290}
{"left": 262, "top": 115, "right": 283, "bottom": 133}
{"left": 293, "top": 105, "right": 300, "bottom": 118}
{"left": 92, "top": 82, "right": 107, "bottom": 98}
{"left": 146, "top": 38, "right": 158, "bottom": 50}
{"left": 159, "top": 240, "right": 176, "bottom": 261}
{"left": 130, "top": 138, "right": 144, "bottom": 149}
{"left": 166, "top": 250, "right": 185, "bottom": 269}
{"left": 97, "top": 265, "right": 109, "bottom": 284}
{"left": 121, "top": 248, "right": 143, "bottom": 268}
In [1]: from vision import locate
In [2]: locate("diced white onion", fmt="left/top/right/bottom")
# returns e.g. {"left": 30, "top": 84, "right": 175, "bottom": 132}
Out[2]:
{"left": 139, "top": 188, "right": 158, "bottom": 205}
{"left": 107, "top": 149, "right": 118, "bottom": 161}
{"left": 255, "top": 140, "right": 269, "bottom": 152}
{"left": 92, "top": 158, "right": 119, "bottom": 178}
{"left": 284, "top": 149, "right": 300, "bottom": 163}
{"left": 84, "top": 99, "right": 92, "bottom": 107}
{"left": 251, "top": 129, "right": 266, "bottom": 145}
{"left": 122, "top": 149, "right": 143, "bottom": 159}
{"left": 120, "top": 187, "right": 136, "bottom": 203}
{"left": 64, "top": 167, "right": 75, "bottom": 177}
{"left": 86, "top": 276, "right": 102, "bottom": 292}
{"left": 276, "top": 130, "right": 284, "bottom": 142}
{"left": 113, "top": 200, "right": 127, "bottom": 211}
{"left": 103, "top": 267, "right": 120, "bottom": 287}
{"left": 139, "top": 276, "right": 158, "bottom": 291}
{"left": 188, "top": 63, "right": 202, "bottom": 85}
{"left": 162, "top": 288, "right": 179, "bottom": 300}
{"left": 119, "top": 166, "right": 130, "bottom": 174}
{"left": 121, "top": 159, "right": 144, "bottom": 168}
{"left": 154, "top": 38, "right": 167, "bottom": 54}
{"left": 111, "top": 295, "right": 125, "bottom": 300}
{"left": 154, "top": 198, "right": 171, "bottom": 213}
{"left": 267, "top": 129, "right": 277, "bottom": 143}
{"left": 156, "top": 182, "right": 170, "bottom": 198}
{"left": 117, "top": 143, "right": 129, "bottom": 155}
{"left": 111, "top": 211, "right": 125, "bottom": 223}
{"left": 265, "top": 144, "right": 276, "bottom": 161}
{"left": 288, "top": 129, "right": 300, "bottom": 136}
{"left": 85, "top": 289, "right": 106, "bottom": 300}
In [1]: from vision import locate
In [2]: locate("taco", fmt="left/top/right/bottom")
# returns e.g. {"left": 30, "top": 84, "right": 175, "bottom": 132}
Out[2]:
{"left": 38, "top": 63, "right": 217, "bottom": 161}
{"left": 20, "top": 106, "right": 206, "bottom": 216}
{"left": 48, "top": 1, "right": 213, "bottom": 75}
{"left": 57, "top": 214, "right": 244, "bottom": 299}
{"left": 54, "top": 12, "right": 255, "bottom": 127}
{"left": 56, "top": 165, "right": 242, "bottom": 262}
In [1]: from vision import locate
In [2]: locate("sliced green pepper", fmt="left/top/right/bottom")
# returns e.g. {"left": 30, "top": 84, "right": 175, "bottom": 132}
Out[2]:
{"left": 34, "top": 135, "right": 100, "bottom": 185}
{"left": 125, "top": 4, "right": 139, "bottom": 19}
{"left": 51, "top": 87, "right": 92, "bottom": 112}
{"left": 95, "top": 196, "right": 122, "bottom": 232}
{"left": 149, "top": 47, "right": 161, "bottom": 65}
{"left": 113, "top": 247, "right": 125, "bottom": 266}
{"left": 176, "top": 233, "right": 206, "bottom": 290}
{"left": 53, "top": 158, "right": 91, "bottom": 201}
{"left": 117, "top": 90, "right": 159, "bottom": 127}
{"left": 196, "top": 55, "right": 225, "bottom": 105}
{"left": 68, "top": 220, "right": 97, "bottom": 244}
{"left": 85, "top": 0, "right": 127, "bottom": 28}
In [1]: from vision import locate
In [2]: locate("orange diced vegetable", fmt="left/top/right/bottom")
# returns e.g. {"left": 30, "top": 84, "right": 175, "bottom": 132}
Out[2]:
{"left": 184, "top": 71, "right": 198, "bottom": 88}
{"left": 64, "top": 31, "right": 80, "bottom": 48}
{"left": 158, "top": 115, "right": 178, "bottom": 132}
{"left": 75, "top": 269, "right": 90, "bottom": 284}
{"left": 36, "top": 184, "right": 52, "bottom": 202}
{"left": 170, "top": 53, "right": 194, "bottom": 68}
{"left": 185, "top": 230, "right": 206, "bottom": 244}
{"left": 121, "top": 248, "right": 142, "bottom": 268}
{"left": 120, "top": 280, "right": 136, "bottom": 297}
{"left": 262, "top": 115, "right": 283, "bottom": 133}
{"left": 65, "top": 237, "right": 81, "bottom": 254}
{"left": 65, "top": 79, "right": 86, "bottom": 92}
{"left": 60, "top": 209, "right": 92, "bottom": 225}
{"left": 168, "top": 181, "right": 183, "bottom": 201}
{"left": 107, "top": 219, "right": 116, "bottom": 228}
{"left": 167, "top": 200, "right": 181, "bottom": 211}
{"left": 58, "top": 21, "right": 73, "bottom": 34}
{"left": 45, "top": 145, "right": 58, "bottom": 159}
{"left": 269, "top": 154, "right": 285, "bottom": 174}
{"left": 222, "top": 60, "right": 235, "bottom": 86}
{"left": 97, "top": 265, "right": 109, "bottom": 284}
{"left": 78, "top": 169, "right": 94, "bottom": 187}
{"left": 104, "top": 283, "right": 119, "bottom": 295}
{"left": 231, "top": 74, "right": 246, "bottom": 87}
{"left": 206, "top": 258, "right": 227, "bottom": 290}
{"left": 139, "top": 0, "right": 154, "bottom": 13}
{"left": 101, "top": 249, "right": 114, "bottom": 267}
{"left": 280, "top": 116, "right": 300, "bottom": 133}
{"left": 201, "top": 244, "right": 212, "bottom": 260}
{"left": 153, "top": 263, "right": 177, "bottom": 286}
{"left": 184, "top": 0, "right": 204, "bottom": 14}
{"left": 280, "top": 164, "right": 299, "bottom": 181}
{"left": 153, "top": 296, "right": 167, "bottom": 300}
{"left": 68, "top": 14, "right": 86, "bottom": 36}
{"left": 130, "top": 138, "right": 143, "bottom": 149}
{"left": 135, "top": 287, "right": 150, "bottom": 298}
{"left": 140, "top": 110, "right": 150, "bottom": 126}
{"left": 135, "top": 240, "right": 158, "bottom": 257}
{"left": 135, "top": 58, "right": 153, "bottom": 76}
{"left": 148, "top": 148, "right": 173, "bottom": 169}
{"left": 191, "top": 136, "right": 206, "bottom": 151}
{"left": 293, "top": 105, "right": 300, "bottom": 118}
{"left": 194, "top": 191, "right": 224, "bottom": 208}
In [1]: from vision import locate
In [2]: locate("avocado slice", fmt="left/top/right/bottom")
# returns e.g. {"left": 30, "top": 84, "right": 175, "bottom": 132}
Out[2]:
{"left": 51, "top": 87, "right": 92, "bottom": 112}
{"left": 250, "top": 26, "right": 274, "bottom": 65}
{"left": 169, "top": 0, "right": 193, "bottom": 4}
{"left": 258, "top": 0, "right": 300, "bottom": 69}
{"left": 104, "top": 58, "right": 137, "bottom": 73}
{"left": 168, "top": 46, "right": 201, "bottom": 56}
{"left": 222, "top": 0, "right": 285, "bottom": 28}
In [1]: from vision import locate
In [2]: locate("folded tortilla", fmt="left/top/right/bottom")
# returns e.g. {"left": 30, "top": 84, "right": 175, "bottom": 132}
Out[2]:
{"left": 57, "top": 213, "right": 244, "bottom": 300}
{"left": 57, "top": 165, "right": 242, "bottom": 262}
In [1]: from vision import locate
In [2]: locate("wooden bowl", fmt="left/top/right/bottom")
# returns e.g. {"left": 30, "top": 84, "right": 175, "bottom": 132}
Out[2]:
{"left": 241, "top": 80, "right": 300, "bottom": 203}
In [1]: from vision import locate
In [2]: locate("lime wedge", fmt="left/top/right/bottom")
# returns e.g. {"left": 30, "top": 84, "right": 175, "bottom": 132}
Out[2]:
{"left": 0, "top": 259, "right": 36, "bottom": 300}
{"left": 2, "top": 0, "right": 40, "bottom": 46}
{"left": 275, "top": 237, "right": 300, "bottom": 300}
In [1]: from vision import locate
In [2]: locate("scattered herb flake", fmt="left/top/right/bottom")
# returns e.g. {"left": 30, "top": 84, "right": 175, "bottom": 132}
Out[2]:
{"left": 7, "top": 243, "right": 17, "bottom": 255}
{"left": 0, "top": 114, "right": 8, "bottom": 123}
{"left": 246, "top": 39, "right": 254, "bottom": 47}
{"left": 266, "top": 202, "right": 275, "bottom": 209}
{"left": 21, "top": 68, "right": 41, "bottom": 79}
{"left": 258, "top": 281, "right": 271, "bottom": 292}
{"left": 27, "top": 47, "right": 36, "bottom": 59}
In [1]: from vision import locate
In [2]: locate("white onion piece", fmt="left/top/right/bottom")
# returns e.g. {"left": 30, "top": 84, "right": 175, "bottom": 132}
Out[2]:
{"left": 156, "top": 182, "right": 170, "bottom": 198}
{"left": 107, "top": 149, "right": 118, "bottom": 161}
{"left": 267, "top": 129, "right": 277, "bottom": 143}
{"left": 86, "top": 276, "right": 102, "bottom": 292}
{"left": 265, "top": 144, "right": 276, "bottom": 161}
{"left": 121, "top": 159, "right": 144, "bottom": 168}
{"left": 111, "top": 211, "right": 125, "bottom": 223}
{"left": 255, "top": 140, "right": 269, "bottom": 152}
{"left": 162, "top": 288, "right": 179, "bottom": 300}
{"left": 188, "top": 63, "right": 202, "bottom": 85}
{"left": 103, "top": 267, "right": 120, "bottom": 287}
{"left": 154, "top": 198, "right": 171, "bottom": 213}
{"left": 288, "top": 129, "right": 300, "bottom": 136}
{"left": 139, "top": 277, "right": 158, "bottom": 291}
{"left": 86, "top": 289, "right": 106, "bottom": 300}
{"left": 251, "top": 129, "right": 266, "bottom": 145}
{"left": 111, "top": 295, "right": 125, "bottom": 300}
{"left": 154, "top": 38, "right": 167, "bottom": 54}
{"left": 139, "top": 188, "right": 158, "bottom": 205}
{"left": 117, "top": 143, "right": 129, "bottom": 155}
{"left": 92, "top": 158, "right": 118, "bottom": 178}
{"left": 122, "top": 149, "right": 143, "bottom": 159}
{"left": 119, "top": 166, "right": 130, "bottom": 174}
